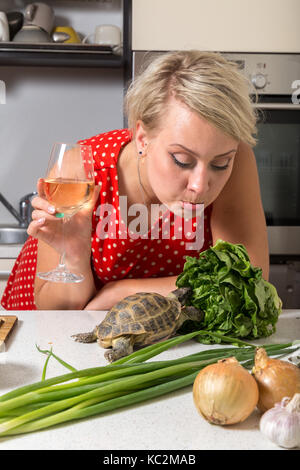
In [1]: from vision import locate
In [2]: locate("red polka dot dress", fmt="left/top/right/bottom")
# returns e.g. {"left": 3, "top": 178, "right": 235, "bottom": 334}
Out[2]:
{"left": 1, "top": 129, "right": 213, "bottom": 310}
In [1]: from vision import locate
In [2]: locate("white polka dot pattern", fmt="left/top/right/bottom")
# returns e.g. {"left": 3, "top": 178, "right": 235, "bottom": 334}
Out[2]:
{"left": 1, "top": 236, "right": 38, "bottom": 310}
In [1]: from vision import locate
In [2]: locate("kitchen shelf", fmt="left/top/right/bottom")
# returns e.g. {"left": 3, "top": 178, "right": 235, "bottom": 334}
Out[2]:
{"left": 0, "top": 43, "right": 124, "bottom": 67}
{"left": 0, "top": 0, "right": 131, "bottom": 68}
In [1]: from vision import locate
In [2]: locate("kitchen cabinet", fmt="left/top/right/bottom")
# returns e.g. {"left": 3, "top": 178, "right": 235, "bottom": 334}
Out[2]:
{"left": 269, "top": 261, "right": 300, "bottom": 309}
{"left": 0, "top": 0, "right": 132, "bottom": 68}
{"left": 0, "top": 245, "right": 22, "bottom": 303}
{"left": 132, "top": 0, "right": 300, "bottom": 53}
{"left": 0, "top": 258, "right": 15, "bottom": 301}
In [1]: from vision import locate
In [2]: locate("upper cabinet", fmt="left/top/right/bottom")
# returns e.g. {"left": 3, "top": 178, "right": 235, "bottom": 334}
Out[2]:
{"left": 132, "top": 0, "right": 300, "bottom": 53}
{"left": 0, "top": 0, "right": 132, "bottom": 67}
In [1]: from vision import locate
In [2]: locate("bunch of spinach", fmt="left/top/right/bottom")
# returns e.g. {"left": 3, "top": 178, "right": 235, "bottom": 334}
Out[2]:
{"left": 176, "top": 239, "right": 282, "bottom": 343}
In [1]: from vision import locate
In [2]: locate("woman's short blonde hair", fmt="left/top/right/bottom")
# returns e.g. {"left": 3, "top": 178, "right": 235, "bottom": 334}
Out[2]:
{"left": 125, "top": 50, "right": 257, "bottom": 147}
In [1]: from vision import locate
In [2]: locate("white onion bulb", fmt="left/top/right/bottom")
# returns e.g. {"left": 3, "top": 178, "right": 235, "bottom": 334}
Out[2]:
{"left": 193, "top": 357, "right": 259, "bottom": 425}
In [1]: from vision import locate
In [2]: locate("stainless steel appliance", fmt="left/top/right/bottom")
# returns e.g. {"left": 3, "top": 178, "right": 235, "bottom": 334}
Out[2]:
{"left": 218, "top": 53, "right": 300, "bottom": 309}
{"left": 221, "top": 54, "right": 300, "bottom": 252}
{"left": 133, "top": 52, "right": 300, "bottom": 306}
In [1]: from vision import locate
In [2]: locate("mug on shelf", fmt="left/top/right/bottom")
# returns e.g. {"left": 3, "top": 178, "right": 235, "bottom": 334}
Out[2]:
{"left": 52, "top": 26, "right": 81, "bottom": 44}
{"left": 13, "top": 25, "right": 53, "bottom": 43}
{"left": 0, "top": 12, "right": 9, "bottom": 42}
{"left": 6, "top": 11, "right": 24, "bottom": 39}
{"left": 24, "top": 2, "right": 54, "bottom": 35}
{"left": 83, "top": 24, "right": 121, "bottom": 47}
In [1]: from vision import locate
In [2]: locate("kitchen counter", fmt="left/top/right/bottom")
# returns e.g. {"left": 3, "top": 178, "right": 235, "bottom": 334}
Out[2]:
{"left": 0, "top": 310, "right": 299, "bottom": 451}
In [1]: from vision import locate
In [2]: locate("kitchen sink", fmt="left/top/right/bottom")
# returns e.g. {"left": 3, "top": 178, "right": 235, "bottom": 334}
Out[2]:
{"left": 0, "top": 226, "right": 28, "bottom": 244}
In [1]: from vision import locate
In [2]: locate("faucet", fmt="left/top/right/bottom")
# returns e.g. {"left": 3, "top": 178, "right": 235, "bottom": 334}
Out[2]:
{"left": 0, "top": 192, "right": 37, "bottom": 228}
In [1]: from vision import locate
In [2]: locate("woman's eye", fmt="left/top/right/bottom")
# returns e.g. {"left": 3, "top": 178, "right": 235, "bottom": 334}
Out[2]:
{"left": 170, "top": 153, "right": 191, "bottom": 168}
{"left": 211, "top": 163, "right": 230, "bottom": 171}
{"left": 211, "top": 159, "right": 232, "bottom": 171}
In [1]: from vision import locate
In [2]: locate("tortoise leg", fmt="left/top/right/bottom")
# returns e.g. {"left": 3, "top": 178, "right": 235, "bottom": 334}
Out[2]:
{"left": 71, "top": 328, "right": 97, "bottom": 343}
{"left": 104, "top": 336, "right": 134, "bottom": 363}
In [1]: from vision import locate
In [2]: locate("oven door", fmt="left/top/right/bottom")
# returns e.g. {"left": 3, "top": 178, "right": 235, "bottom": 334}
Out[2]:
{"left": 254, "top": 99, "right": 300, "bottom": 307}
{"left": 254, "top": 99, "right": 300, "bottom": 256}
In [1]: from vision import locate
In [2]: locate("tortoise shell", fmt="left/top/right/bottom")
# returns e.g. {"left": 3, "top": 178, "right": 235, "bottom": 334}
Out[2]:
{"left": 96, "top": 292, "right": 181, "bottom": 345}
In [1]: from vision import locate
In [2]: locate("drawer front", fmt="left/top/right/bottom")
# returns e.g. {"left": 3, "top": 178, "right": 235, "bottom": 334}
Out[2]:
{"left": 0, "top": 259, "right": 16, "bottom": 302}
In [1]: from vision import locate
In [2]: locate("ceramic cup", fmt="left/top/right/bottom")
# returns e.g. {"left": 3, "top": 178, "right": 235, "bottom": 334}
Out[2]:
{"left": 13, "top": 24, "right": 53, "bottom": 43}
{"left": 0, "top": 12, "right": 10, "bottom": 42}
{"left": 53, "top": 26, "right": 81, "bottom": 44}
{"left": 83, "top": 24, "right": 121, "bottom": 46}
{"left": 24, "top": 2, "right": 54, "bottom": 35}
{"left": 6, "top": 11, "right": 24, "bottom": 39}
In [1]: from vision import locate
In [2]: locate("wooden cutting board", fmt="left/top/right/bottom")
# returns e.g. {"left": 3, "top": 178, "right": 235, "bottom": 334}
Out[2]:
{"left": 0, "top": 315, "right": 18, "bottom": 346}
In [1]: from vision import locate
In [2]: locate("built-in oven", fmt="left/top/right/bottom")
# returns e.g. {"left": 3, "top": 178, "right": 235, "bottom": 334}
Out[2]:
{"left": 222, "top": 53, "right": 300, "bottom": 308}
{"left": 133, "top": 52, "right": 300, "bottom": 306}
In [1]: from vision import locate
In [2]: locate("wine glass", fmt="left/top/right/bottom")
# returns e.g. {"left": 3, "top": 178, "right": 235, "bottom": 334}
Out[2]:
{"left": 36, "top": 142, "right": 95, "bottom": 283}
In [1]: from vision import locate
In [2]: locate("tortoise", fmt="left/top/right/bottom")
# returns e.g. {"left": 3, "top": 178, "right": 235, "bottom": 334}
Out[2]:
{"left": 71, "top": 287, "right": 204, "bottom": 363}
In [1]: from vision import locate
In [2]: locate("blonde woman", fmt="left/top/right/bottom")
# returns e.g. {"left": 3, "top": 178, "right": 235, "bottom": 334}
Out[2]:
{"left": 1, "top": 51, "right": 268, "bottom": 311}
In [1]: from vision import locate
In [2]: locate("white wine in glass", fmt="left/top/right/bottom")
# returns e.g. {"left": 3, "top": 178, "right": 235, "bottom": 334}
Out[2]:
{"left": 37, "top": 142, "right": 95, "bottom": 283}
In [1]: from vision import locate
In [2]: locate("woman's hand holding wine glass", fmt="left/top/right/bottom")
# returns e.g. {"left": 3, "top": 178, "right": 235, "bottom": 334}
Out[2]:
{"left": 27, "top": 142, "right": 98, "bottom": 283}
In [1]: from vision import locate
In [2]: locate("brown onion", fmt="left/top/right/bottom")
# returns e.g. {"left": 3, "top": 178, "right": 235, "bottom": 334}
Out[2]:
{"left": 193, "top": 357, "right": 259, "bottom": 425}
{"left": 252, "top": 347, "right": 300, "bottom": 412}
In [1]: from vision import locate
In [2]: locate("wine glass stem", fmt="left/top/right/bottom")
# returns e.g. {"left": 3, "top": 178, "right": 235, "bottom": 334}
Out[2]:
{"left": 58, "top": 217, "right": 67, "bottom": 271}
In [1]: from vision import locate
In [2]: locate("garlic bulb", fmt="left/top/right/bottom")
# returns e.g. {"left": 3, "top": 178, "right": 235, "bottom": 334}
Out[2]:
{"left": 260, "top": 393, "right": 300, "bottom": 449}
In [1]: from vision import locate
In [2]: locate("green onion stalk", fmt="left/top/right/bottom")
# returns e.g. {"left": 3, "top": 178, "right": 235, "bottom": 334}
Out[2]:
{"left": 0, "top": 329, "right": 298, "bottom": 437}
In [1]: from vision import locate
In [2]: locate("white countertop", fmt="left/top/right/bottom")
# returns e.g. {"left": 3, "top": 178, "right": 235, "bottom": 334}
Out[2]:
{"left": 0, "top": 309, "right": 299, "bottom": 451}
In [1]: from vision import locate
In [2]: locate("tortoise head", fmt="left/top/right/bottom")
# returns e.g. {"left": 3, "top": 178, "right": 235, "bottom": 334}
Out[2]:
{"left": 168, "top": 287, "right": 192, "bottom": 305}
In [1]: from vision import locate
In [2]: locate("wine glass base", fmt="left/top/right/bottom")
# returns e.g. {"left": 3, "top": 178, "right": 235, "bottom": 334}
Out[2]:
{"left": 37, "top": 269, "right": 84, "bottom": 283}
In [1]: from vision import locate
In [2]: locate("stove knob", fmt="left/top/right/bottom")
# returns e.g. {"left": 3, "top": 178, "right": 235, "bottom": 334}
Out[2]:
{"left": 251, "top": 73, "right": 267, "bottom": 89}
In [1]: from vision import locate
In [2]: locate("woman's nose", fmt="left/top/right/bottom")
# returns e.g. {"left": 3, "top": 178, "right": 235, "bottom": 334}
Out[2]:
{"left": 186, "top": 167, "right": 209, "bottom": 196}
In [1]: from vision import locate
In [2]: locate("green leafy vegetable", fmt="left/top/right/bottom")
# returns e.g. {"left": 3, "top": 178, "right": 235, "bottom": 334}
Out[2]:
{"left": 176, "top": 239, "right": 282, "bottom": 343}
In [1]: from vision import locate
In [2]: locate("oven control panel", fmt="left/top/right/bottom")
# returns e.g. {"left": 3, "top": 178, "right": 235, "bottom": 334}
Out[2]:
{"left": 251, "top": 73, "right": 268, "bottom": 90}
{"left": 222, "top": 53, "right": 300, "bottom": 95}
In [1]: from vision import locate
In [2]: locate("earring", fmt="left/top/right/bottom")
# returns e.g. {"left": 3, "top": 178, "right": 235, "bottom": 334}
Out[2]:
{"left": 138, "top": 150, "right": 143, "bottom": 155}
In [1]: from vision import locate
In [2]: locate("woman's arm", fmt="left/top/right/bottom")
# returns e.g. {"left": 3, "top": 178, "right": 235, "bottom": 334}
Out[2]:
{"left": 84, "top": 275, "right": 178, "bottom": 311}
{"left": 28, "top": 181, "right": 100, "bottom": 310}
{"left": 34, "top": 239, "right": 97, "bottom": 310}
{"left": 210, "top": 142, "right": 269, "bottom": 279}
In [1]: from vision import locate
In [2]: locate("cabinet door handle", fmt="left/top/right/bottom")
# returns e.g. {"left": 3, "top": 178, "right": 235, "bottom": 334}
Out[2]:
{"left": 0, "top": 271, "right": 10, "bottom": 279}
{"left": 253, "top": 103, "right": 300, "bottom": 110}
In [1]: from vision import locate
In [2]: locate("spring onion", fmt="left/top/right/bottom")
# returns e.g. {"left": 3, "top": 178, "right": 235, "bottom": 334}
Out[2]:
{"left": 0, "top": 329, "right": 298, "bottom": 437}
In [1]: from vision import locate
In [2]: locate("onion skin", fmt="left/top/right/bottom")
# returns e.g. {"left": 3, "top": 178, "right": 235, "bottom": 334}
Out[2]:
{"left": 193, "top": 357, "right": 259, "bottom": 425}
{"left": 252, "top": 348, "right": 300, "bottom": 413}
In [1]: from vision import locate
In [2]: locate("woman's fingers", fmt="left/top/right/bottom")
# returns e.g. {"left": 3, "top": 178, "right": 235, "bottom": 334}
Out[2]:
{"left": 28, "top": 179, "right": 99, "bottom": 244}
{"left": 33, "top": 180, "right": 100, "bottom": 217}
{"left": 32, "top": 179, "right": 56, "bottom": 215}
{"left": 28, "top": 204, "right": 61, "bottom": 241}
{"left": 31, "top": 208, "right": 57, "bottom": 221}
{"left": 31, "top": 195, "right": 56, "bottom": 215}
{"left": 27, "top": 217, "right": 46, "bottom": 240}
{"left": 27, "top": 215, "right": 59, "bottom": 247}
{"left": 27, "top": 216, "right": 47, "bottom": 238}
{"left": 37, "top": 178, "right": 46, "bottom": 198}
